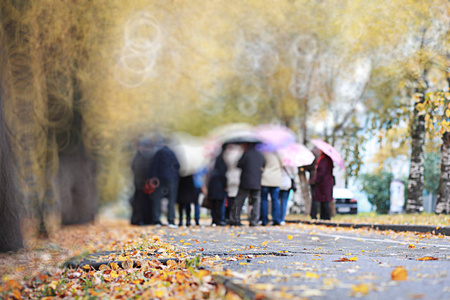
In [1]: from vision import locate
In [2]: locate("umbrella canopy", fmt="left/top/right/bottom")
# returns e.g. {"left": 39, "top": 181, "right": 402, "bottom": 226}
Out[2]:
{"left": 278, "top": 143, "right": 315, "bottom": 167}
{"left": 170, "top": 132, "right": 208, "bottom": 176}
{"left": 310, "top": 139, "right": 345, "bottom": 169}
{"left": 204, "top": 123, "right": 259, "bottom": 157}
{"left": 254, "top": 124, "right": 296, "bottom": 152}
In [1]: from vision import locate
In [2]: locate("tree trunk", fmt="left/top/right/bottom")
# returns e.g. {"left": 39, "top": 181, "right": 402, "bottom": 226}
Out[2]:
{"left": 435, "top": 132, "right": 450, "bottom": 214}
{"left": 0, "top": 94, "right": 23, "bottom": 252}
{"left": 406, "top": 90, "right": 426, "bottom": 213}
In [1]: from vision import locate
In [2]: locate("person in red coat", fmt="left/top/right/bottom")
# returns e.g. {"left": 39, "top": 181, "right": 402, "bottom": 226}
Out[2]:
{"left": 310, "top": 151, "right": 334, "bottom": 220}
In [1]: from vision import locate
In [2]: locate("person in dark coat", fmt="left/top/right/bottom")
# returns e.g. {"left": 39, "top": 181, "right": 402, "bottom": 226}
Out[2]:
{"left": 148, "top": 143, "right": 180, "bottom": 227}
{"left": 206, "top": 146, "right": 227, "bottom": 226}
{"left": 310, "top": 150, "right": 334, "bottom": 220}
{"left": 130, "top": 139, "right": 154, "bottom": 225}
{"left": 229, "top": 143, "right": 265, "bottom": 226}
{"left": 177, "top": 175, "right": 200, "bottom": 226}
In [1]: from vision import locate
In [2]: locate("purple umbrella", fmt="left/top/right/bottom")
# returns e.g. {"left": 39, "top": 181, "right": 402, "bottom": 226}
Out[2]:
{"left": 310, "top": 139, "right": 345, "bottom": 169}
{"left": 254, "top": 124, "right": 296, "bottom": 152}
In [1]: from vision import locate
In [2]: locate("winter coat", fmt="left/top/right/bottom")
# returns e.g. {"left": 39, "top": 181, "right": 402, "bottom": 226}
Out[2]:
{"left": 177, "top": 175, "right": 200, "bottom": 204}
{"left": 223, "top": 144, "right": 243, "bottom": 198}
{"left": 312, "top": 154, "right": 334, "bottom": 202}
{"left": 131, "top": 151, "right": 153, "bottom": 189}
{"left": 237, "top": 145, "right": 265, "bottom": 190}
{"left": 207, "top": 152, "right": 227, "bottom": 200}
{"left": 148, "top": 146, "right": 180, "bottom": 182}
{"left": 261, "top": 152, "right": 282, "bottom": 187}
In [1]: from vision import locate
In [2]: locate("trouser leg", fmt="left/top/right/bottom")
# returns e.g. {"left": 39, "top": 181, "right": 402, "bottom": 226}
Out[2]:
{"left": 279, "top": 190, "right": 289, "bottom": 222}
{"left": 270, "top": 187, "right": 281, "bottom": 224}
{"left": 230, "top": 188, "right": 248, "bottom": 225}
{"left": 167, "top": 179, "right": 179, "bottom": 225}
{"left": 194, "top": 203, "right": 200, "bottom": 225}
{"left": 260, "top": 187, "right": 269, "bottom": 225}
{"left": 310, "top": 201, "right": 318, "bottom": 220}
{"left": 248, "top": 189, "right": 261, "bottom": 225}
{"left": 320, "top": 202, "right": 331, "bottom": 220}
{"left": 226, "top": 197, "right": 235, "bottom": 221}
{"left": 178, "top": 204, "right": 184, "bottom": 226}
{"left": 186, "top": 204, "right": 191, "bottom": 225}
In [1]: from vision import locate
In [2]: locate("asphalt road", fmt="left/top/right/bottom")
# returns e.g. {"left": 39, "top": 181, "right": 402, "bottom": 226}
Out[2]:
{"left": 160, "top": 222, "right": 450, "bottom": 300}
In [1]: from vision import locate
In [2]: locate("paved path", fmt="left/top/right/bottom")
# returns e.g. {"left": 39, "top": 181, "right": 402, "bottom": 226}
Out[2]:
{"left": 159, "top": 222, "right": 450, "bottom": 299}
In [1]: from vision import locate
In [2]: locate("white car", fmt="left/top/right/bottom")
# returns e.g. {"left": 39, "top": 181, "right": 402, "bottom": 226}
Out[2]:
{"left": 333, "top": 188, "right": 357, "bottom": 214}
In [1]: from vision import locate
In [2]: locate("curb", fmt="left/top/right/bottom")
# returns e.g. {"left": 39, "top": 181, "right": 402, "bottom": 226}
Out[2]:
{"left": 286, "top": 220, "right": 450, "bottom": 236}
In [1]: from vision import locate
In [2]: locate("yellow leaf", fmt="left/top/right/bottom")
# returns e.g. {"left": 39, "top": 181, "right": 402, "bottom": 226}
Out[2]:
{"left": 305, "top": 272, "right": 319, "bottom": 279}
{"left": 408, "top": 244, "right": 415, "bottom": 249}
{"left": 262, "top": 241, "right": 268, "bottom": 246}
{"left": 110, "top": 262, "right": 120, "bottom": 270}
{"left": 240, "top": 262, "right": 248, "bottom": 265}
{"left": 197, "top": 270, "right": 210, "bottom": 279}
{"left": 183, "top": 242, "right": 191, "bottom": 245}
{"left": 349, "top": 256, "right": 358, "bottom": 261}
{"left": 155, "top": 290, "right": 165, "bottom": 298}
{"left": 82, "top": 265, "right": 91, "bottom": 270}
{"left": 287, "top": 235, "right": 293, "bottom": 240}
{"left": 391, "top": 267, "right": 407, "bottom": 281}
{"left": 351, "top": 283, "right": 370, "bottom": 295}
{"left": 110, "top": 271, "right": 119, "bottom": 278}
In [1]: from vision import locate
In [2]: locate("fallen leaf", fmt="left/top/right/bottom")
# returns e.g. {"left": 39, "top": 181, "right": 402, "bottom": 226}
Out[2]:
{"left": 391, "top": 267, "right": 407, "bottom": 281}
{"left": 417, "top": 256, "right": 438, "bottom": 261}
{"left": 287, "top": 235, "right": 293, "bottom": 240}
{"left": 351, "top": 283, "right": 370, "bottom": 296}
{"left": 333, "top": 257, "right": 357, "bottom": 262}
{"left": 262, "top": 241, "right": 268, "bottom": 246}
{"left": 305, "top": 272, "right": 319, "bottom": 279}
{"left": 408, "top": 244, "right": 415, "bottom": 249}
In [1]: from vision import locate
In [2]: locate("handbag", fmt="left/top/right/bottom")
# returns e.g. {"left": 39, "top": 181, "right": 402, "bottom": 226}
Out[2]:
{"left": 201, "top": 195, "right": 213, "bottom": 209}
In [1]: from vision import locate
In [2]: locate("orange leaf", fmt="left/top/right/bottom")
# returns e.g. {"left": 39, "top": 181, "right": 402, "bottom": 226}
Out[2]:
{"left": 417, "top": 256, "right": 438, "bottom": 261}
{"left": 408, "top": 244, "right": 415, "bottom": 249}
{"left": 391, "top": 267, "right": 407, "bottom": 281}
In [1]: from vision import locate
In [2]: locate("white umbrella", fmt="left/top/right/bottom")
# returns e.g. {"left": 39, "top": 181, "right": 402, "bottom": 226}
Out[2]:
{"left": 170, "top": 132, "right": 208, "bottom": 176}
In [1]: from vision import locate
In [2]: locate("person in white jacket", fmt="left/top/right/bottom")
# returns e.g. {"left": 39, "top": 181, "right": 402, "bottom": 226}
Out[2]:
{"left": 280, "top": 165, "right": 297, "bottom": 225}
{"left": 223, "top": 144, "right": 243, "bottom": 223}
{"left": 260, "top": 152, "right": 282, "bottom": 225}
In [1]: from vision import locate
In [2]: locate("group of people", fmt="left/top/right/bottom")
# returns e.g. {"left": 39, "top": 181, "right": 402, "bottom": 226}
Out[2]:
{"left": 130, "top": 135, "right": 335, "bottom": 227}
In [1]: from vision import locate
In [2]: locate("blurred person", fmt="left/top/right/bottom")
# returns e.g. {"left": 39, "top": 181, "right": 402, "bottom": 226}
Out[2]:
{"left": 310, "top": 150, "right": 334, "bottom": 220}
{"left": 192, "top": 168, "right": 207, "bottom": 226}
{"left": 206, "top": 145, "right": 228, "bottom": 226}
{"left": 279, "top": 165, "right": 297, "bottom": 225}
{"left": 260, "top": 152, "right": 282, "bottom": 226}
{"left": 177, "top": 175, "right": 200, "bottom": 226}
{"left": 223, "top": 143, "right": 244, "bottom": 223}
{"left": 130, "top": 139, "right": 154, "bottom": 225}
{"left": 229, "top": 143, "right": 265, "bottom": 226}
{"left": 148, "top": 138, "right": 180, "bottom": 228}
{"left": 304, "top": 147, "right": 320, "bottom": 218}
